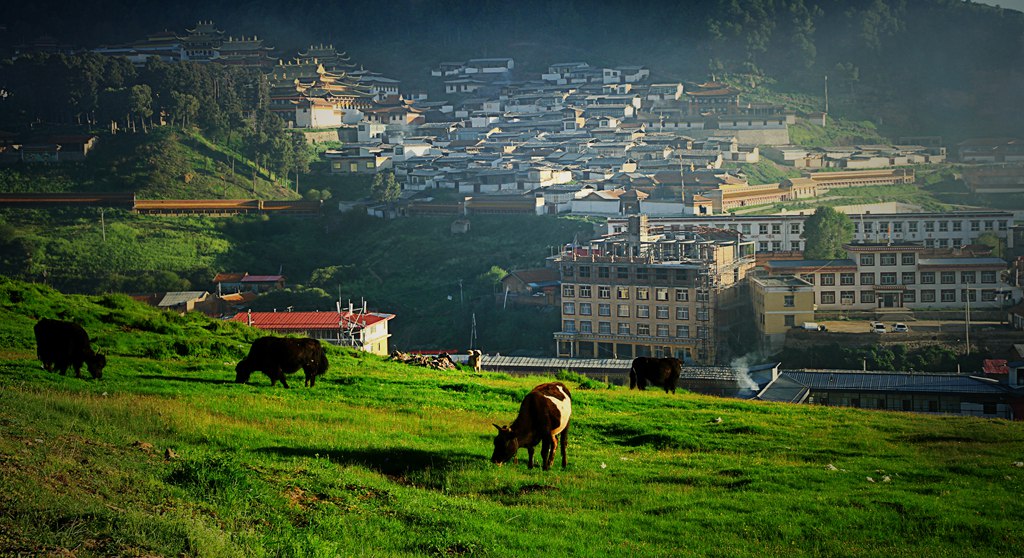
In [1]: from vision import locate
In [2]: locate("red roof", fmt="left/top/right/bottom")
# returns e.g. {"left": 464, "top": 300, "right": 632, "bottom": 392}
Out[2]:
{"left": 214, "top": 272, "right": 246, "bottom": 283}
{"left": 230, "top": 311, "right": 394, "bottom": 331}
{"left": 982, "top": 359, "right": 1009, "bottom": 375}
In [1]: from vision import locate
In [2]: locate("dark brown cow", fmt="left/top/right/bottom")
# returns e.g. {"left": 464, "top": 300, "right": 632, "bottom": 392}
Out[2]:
{"left": 235, "top": 336, "right": 328, "bottom": 388}
{"left": 629, "top": 356, "right": 681, "bottom": 394}
{"left": 491, "top": 382, "right": 572, "bottom": 470}
{"left": 34, "top": 318, "right": 106, "bottom": 379}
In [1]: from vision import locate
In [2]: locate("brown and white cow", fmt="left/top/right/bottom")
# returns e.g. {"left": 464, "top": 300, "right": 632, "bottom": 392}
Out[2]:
{"left": 629, "top": 356, "right": 681, "bottom": 394}
{"left": 491, "top": 382, "right": 572, "bottom": 470}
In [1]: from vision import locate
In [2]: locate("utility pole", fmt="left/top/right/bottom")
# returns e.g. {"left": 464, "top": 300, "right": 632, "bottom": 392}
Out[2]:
{"left": 100, "top": 208, "right": 106, "bottom": 242}
{"left": 823, "top": 75, "right": 829, "bottom": 128}
{"left": 470, "top": 312, "right": 477, "bottom": 350}
{"left": 965, "top": 283, "right": 971, "bottom": 356}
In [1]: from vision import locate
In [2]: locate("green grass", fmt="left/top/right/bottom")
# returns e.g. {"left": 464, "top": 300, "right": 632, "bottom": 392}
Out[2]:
{"left": 1, "top": 278, "right": 1022, "bottom": 557}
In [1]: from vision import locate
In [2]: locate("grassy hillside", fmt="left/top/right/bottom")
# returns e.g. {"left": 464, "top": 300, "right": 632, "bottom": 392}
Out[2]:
{"left": 0, "top": 128, "right": 299, "bottom": 200}
{"left": 1, "top": 278, "right": 1023, "bottom": 557}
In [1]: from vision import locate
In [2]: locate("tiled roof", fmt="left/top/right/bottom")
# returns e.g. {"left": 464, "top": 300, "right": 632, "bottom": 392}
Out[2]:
{"left": 230, "top": 310, "right": 394, "bottom": 331}
{"left": 214, "top": 272, "right": 245, "bottom": 283}
{"left": 778, "top": 370, "right": 1008, "bottom": 394}
{"left": 241, "top": 275, "right": 284, "bottom": 283}
{"left": 158, "top": 291, "right": 208, "bottom": 307}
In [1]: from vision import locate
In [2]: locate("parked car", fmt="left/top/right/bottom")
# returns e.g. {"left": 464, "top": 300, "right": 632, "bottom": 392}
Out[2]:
{"left": 892, "top": 323, "right": 909, "bottom": 333}
{"left": 870, "top": 322, "right": 887, "bottom": 333}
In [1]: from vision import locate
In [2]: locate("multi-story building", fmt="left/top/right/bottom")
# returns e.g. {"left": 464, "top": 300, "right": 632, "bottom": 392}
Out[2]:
{"left": 763, "top": 242, "right": 1021, "bottom": 311}
{"left": 750, "top": 275, "right": 815, "bottom": 351}
{"left": 609, "top": 210, "right": 1015, "bottom": 254}
{"left": 554, "top": 215, "right": 756, "bottom": 365}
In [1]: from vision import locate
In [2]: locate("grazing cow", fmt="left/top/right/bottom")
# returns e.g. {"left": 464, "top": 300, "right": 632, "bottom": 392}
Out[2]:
{"left": 467, "top": 349, "right": 482, "bottom": 372}
{"left": 629, "top": 356, "right": 681, "bottom": 394}
{"left": 235, "top": 337, "right": 328, "bottom": 388}
{"left": 33, "top": 318, "right": 106, "bottom": 379}
{"left": 492, "top": 382, "right": 572, "bottom": 470}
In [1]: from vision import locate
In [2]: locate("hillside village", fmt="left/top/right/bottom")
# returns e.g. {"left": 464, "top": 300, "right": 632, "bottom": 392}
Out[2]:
{"left": 2, "top": 19, "right": 1024, "bottom": 420}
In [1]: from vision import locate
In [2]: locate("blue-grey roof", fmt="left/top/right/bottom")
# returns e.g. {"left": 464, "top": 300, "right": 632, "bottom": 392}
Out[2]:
{"left": 777, "top": 370, "right": 1009, "bottom": 394}
{"left": 757, "top": 375, "right": 811, "bottom": 403}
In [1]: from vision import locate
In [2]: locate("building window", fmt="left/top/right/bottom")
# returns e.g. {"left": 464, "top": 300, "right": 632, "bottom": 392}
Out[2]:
{"left": 820, "top": 273, "right": 836, "bottom": 286}
{"left": 841, "top": 291, "right": 855, "bottom": 305}
{"left": 924, "top": 221, "right": 935, "bottom": 232}
{"left": 697, "top": 308, "right": 709, "bottom": 321}
{"left": 759, "top": 224, "right": 769, "bottom": 235}
{"left": 903, "top": 290, "right": 916, "bottom": 303}
{"left": 637, "top": 323, "right": 651, "bottom": 336}
{"left": 697, "top": 327, "right": 709, "bottom": 339}
{"left": 598, "top": 321, "right": 611, "bottom": 334}
{"left": 598, "top": 267, "right": 610, "bottom": 278}
{"left": 901, "top": 253, "right": 916, "bottom": 266}
{"left": 971, "top": 220, "right": 980, "bottom": 232}
{"left": 908, "top": 222, "right": 918, "bottom": 233}
{"left": 880, "top": 253, "right": 897, "bottom": 266}
{"left": 617, "top": 304, "right": 630, "bottom": 317}
{"left": 758, "top": 242, "right": 769, "bottom": 252}
{"left": 790, "top": 223, "right": 801, "bottom": 234}
{"left": 676, "top": 306, "right": 690, "bottom": 320}
{"left": 578, "top": 266, "right": 591, "bottom": 278}
{"left": 800, "top": 274, "right": 815, "bottom": 285}
{"left": 861, "top": 291, "right": 875, "bottom": 304}
{"left": 961, "top": 271, "right": 976, "bottom": 284}
{"left": 562, "top": 265, "right": 574, "bottom": 277}
{"left": 656, "top": 325, "right": 670, "bottom": 337}
{"left": 616, "top": 266, "right": 629, "bottom": 279}
{"left": 981, "top": 271, "right": 997, "bottom": 284}
{"left": 676, "top": 325, "right": 690, "bottom": 338}
{"left": 579, "top": 321, "right": 592, "bottom": 333}
{"left": 893, "top": 222, "right": 903, "bottom": 233}
{"left": 961, "top": 289, "right": 977, "bottom": 302}
{"left": 655, "top": 268, "right": 669, "bottom": 281}
{"left": 617, "top": 323, "right": 630, "bottom": 335}
{"left": 941, "top": 289, "right": 956, "bottom": 302}
{"left": 784, "top": 295, "right": 795, "bottom": 307}
{"left": 656, "top": 288, "right": 669, "bottom": 301}
{"left": 656, "top": 305, "right": 669, "bottom": 319}
{"left": 952, "top": 221, "right": 962, "bottom": 232}
{"left": 940, "top": 272, "right": 955, "bottom": 285}
{"left": 840, "top": 273, "right": 855, "bottom": 286}
{"left": 696, "top": 289, "right": 709, "bottom": 303}
{"left": 902, "top": 272, "right": 916, "bottom": 285}
{"left": 616, "top": 286, "right": 630, "bottom": 299}
{"left": 921, "top": 272, "right": 935, "bottom": 285}
{"left": 636, "top": 287, "right": 650, "bottom": 300}
{"left": 637, "top": 305, "right": 650, "bottom": 318}
{"left": 772, "top": 241, "right": 782, "bottom": 252}
{"left": 860, "top": 273, "right": 875, "bottom": 285}
{"left": 772, "top": 224, "right": 781, "bottom": 235}
{"left": 598, "top": 303, "right": 611, "bottom": 316}
{"left": 579, "top": 285, "right": 592, "bottom": 298}
{"left": 938, "top": 222, "right": 948, "bottom": 232}
{"left": 821, "top": 291, "right": 836, "bottom": 304}
{"left": 860, "top": 254, "right": 875, "bottom": 266}
{"left": 563, "top": 302, "right": 575, "bottom": 315}
{"left": 562, "top": 285, "right": 575, "bottom": 297}
{"left": 880, "top": 272, "right": 897, "bottom": 286}
{"left": 791, "top": 241, "right": 801, "bottom": 251}
{"left": 784, "top": 315, "right": 795, "bottom": 327}
{"left": 636, "top": 268, "right": 649, "bottom": 281}
{"left": 921, "top": 290, "right": 936, "bottom": 303}
{"left": 563, "top": 320, "right": 576, "bottom": 333}
{"left": 579, "top": 303, "right": 592, "bottom": 316}
{"left": 598, "top": 286, "right": 611, "bottom": 299}
{"left": 675, "top": 269, "right": 689, "bottom": 281}
{"left": 675, "top": 288, "right": 689, "bottom": 302}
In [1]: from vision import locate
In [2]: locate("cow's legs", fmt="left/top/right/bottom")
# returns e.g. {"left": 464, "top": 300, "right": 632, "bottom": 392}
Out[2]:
{"left": 560, "top": 426, "right": 569, "bottom": 469}
{"left": 541, "top": 435, "right": 555, "bottom": 470}
{"left": 526, "top": 446, "right": 535, "bottom": 469}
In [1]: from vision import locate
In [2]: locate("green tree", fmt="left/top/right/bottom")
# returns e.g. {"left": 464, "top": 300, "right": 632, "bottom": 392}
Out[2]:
{"left": 128, "top": 84, "right": 153, "bottom": 133}
{"left": 975, "top": 232, "right": 1005, "bottom": 258}
{"left": 801, "top": 206, "right": 854, "bottom": 259}
{"left": 370, "top": 171, "right": 402, "bottom": 204}
{"left": 169, "top": 91, "right": 200, "bottom": 128}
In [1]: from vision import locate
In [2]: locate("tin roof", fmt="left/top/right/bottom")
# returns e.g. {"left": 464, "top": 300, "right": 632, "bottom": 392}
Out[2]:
{"left": 230, "top": 310, "right": 394, "bottom": 331}
{"left": 775, "top": 370, "right": 1008, "bottom": 394}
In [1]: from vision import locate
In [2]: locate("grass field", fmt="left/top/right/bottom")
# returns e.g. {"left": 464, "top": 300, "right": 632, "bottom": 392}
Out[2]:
{"left": 1, "top": 279, "right": 1022, "bottom": 557}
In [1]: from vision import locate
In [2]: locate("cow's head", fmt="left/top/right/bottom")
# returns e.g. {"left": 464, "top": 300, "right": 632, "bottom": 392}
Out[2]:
{"left": 86, "top": 353, "right": 106, "bottom": 379}
{"left": 235, "top": 360, "right": 253, "bottom": 384}
{"left": 491, "top": 424, "right": 519, "bottom": 465}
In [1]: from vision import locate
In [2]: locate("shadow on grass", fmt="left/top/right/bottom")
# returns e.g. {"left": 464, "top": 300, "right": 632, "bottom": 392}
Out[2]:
{"left": 254, "top": 446, "right": 482, "bottom": 483}
{"left": 136, "top": 374, "right": 233, "bottom": 385}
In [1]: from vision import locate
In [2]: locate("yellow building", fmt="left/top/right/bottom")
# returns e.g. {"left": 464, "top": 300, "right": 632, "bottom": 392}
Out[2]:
{"left": 749, "top": 275, "right": 816, "bottom": 352}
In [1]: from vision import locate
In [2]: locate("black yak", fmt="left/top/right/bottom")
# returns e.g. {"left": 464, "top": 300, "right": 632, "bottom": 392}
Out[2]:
{"left": 492, "top": 382, "right": 572, "bottom": 470}
{"left": 235, "top": 336, "right": 328, "bottom": 388}
{"left": 34, "top": 318, "right": 106, "bottom": 379}
{"left": 629, "top": 356, "right": 681, "bottom": 394}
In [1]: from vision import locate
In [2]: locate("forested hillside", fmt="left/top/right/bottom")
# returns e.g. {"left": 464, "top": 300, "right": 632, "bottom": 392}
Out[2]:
{"left": 4, "top": 0, "right": 1023, "bottom": 140}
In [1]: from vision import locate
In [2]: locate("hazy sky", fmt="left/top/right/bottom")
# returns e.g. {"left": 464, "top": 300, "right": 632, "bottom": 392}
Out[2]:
{"left": 976, "top": 0, "right": 1024, "bottom": 12}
